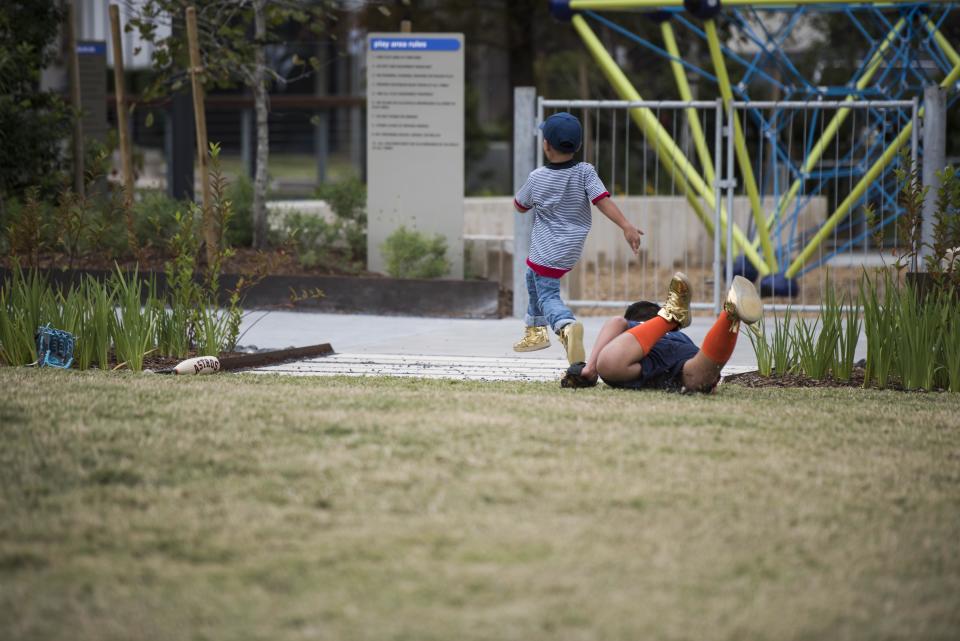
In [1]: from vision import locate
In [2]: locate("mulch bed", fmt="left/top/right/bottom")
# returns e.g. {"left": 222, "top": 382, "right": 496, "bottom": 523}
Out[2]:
{"left": 725, "top": 368, "right": 868, "bottom": 389}
{"left": 724, "top": 367, "right": 948, "bottom": 393}
{"left": 142, "top": 351, "right": 245, "bottom": 372}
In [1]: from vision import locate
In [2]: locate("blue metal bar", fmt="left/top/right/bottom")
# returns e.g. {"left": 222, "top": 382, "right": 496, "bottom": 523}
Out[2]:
{"left": 844, "top": 7, "right": 875, "bottom": 45}
{"left": 734, "top": 7, "right": 814, "bottom": 91}
{"left": 798, "top": 205, "right": 903, "bottom": 276}
{"left": 673, "top": 13, "right": 789, "bottom": 91}
{"left": 583, "top": 11, "right": 718, "bottom": 84}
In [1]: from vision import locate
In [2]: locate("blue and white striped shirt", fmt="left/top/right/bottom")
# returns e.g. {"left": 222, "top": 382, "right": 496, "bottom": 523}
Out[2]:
{"left": 514, "top": 160, "right": 609, "bottom": 277}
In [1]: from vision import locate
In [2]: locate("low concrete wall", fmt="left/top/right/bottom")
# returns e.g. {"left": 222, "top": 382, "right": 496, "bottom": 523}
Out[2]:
{"left": 462, "top": 195, "right": 826, "bottom": 290}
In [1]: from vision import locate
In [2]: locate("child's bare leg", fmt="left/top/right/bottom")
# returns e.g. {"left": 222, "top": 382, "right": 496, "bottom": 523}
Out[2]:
{"left": 681, "top": 311, "right": 737, "bottom": 391}
{"left": 680, "top": 351, "right": 726, "bottom": 392}
{"left": 595, "top": 333, "right": 646, "bottom": 382}
{"left": 580, "top": 316, "right": 629, "bottom": 380}
{"left": 682, "top": 277, "right": 761, "bottom": 392}
{"left": 596, "top": 316, "right": 676, "bottom": 383}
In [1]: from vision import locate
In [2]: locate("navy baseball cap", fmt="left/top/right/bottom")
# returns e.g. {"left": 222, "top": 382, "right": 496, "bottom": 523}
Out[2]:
{"left": 540, "top": 112, "right": 582, "bottom": 153}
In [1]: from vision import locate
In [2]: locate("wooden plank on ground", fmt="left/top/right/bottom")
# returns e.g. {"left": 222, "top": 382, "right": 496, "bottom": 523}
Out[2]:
{"left": 219, "top": 343, "right": 334, "bottom": 371}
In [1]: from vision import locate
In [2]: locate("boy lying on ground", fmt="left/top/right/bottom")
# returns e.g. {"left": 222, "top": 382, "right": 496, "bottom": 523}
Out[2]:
{"left": 561, "top": 273, "right": 762, "bottom": 393}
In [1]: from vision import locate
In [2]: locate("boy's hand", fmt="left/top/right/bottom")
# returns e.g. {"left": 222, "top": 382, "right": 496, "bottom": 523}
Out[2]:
{"left": 596, "top": 197, "right": 642, "bottom": 255}
{"left": 623, "top": 225, "right": 643, "bottom": 254}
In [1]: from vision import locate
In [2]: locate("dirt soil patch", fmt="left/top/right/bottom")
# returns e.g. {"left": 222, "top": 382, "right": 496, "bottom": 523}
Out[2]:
{"left": 724, "top": 367, "right": 948, "bottom": 393}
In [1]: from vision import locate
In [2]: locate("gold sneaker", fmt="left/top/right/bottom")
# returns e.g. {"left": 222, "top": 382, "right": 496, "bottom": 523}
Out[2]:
{"left": 558, "top": 321, "right": 585, "bottom": 365}
{"left": 657, "top": 271, "right": 692, "bottom": 329}
{"left": 724, "top": 275, "right": 762, "bottom": 332}
{"left": 513, "top": 326, "right": 550, "bottom": 352}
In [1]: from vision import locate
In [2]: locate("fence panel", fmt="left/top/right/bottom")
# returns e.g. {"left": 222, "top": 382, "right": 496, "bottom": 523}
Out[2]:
{"left": 520, "top": 97, "right": 919, "bottom": 315}
{"left": 725, "top": 99, "right": 918, "bottom": 312}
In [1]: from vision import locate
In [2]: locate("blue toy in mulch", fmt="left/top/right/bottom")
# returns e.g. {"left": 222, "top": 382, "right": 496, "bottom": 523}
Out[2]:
{"left": 36, "top": 324, "right": 76, "bottom": 369}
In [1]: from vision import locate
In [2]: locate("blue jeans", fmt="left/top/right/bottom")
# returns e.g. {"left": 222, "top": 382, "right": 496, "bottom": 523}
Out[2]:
{"left": 524, "top": 266, "right": 576, "bottom": 332}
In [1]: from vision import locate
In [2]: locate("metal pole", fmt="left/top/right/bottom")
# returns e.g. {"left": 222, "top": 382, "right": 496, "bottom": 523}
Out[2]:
{"left": 168, "top": 13, "right": 194, "bottom": 201}
{"left": 109, "top": 4, "right": 138, "bottom": 255}
{"left": 911, "top": 95, "right": 920, "bottom": 167}
{"left": 513, "top": 87, "right": 537, "bottom": 318}
{"left": 725, "top": 105, "right": 735, "bottom": 288}
{"left": 713, "top": 99, "right": 723, "bottom": 315}
{"left": 66, "top": 2, "right": 85, "bottom": 197}
{"left": 241, "top": 108, "right": 254, "bottom": 179}
{"left": 921, "top": 85, "right": 946, "bottom": 266}
{"left": 706, "top": 18, "right": 777, "bottom": 273}
{"left": 536, "top": 96, "right": 544, "bottom": 168}
{"left": 662, "top": 21, "right": 715, "bottom": 186}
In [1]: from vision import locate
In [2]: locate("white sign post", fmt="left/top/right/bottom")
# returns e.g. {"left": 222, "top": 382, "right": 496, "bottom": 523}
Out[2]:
{"left": 366, "top": 33, "right": 465, "bottom": 278}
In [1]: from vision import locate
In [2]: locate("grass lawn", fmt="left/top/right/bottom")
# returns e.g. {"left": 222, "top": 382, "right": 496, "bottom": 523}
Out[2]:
{"left": 1, "top": 369, "right": 958, "bottom": 641}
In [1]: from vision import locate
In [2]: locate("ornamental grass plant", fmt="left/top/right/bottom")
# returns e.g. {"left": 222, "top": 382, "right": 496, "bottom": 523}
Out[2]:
{"left": 110, "top": 267, "right": 156, "bottom": 372}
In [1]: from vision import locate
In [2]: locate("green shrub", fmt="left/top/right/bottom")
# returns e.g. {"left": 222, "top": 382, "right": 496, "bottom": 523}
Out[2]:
{"left": 226, "top": 174, "right": 254, "bottom": 248}
{"left": 381, "top": 226, "right": 450, "bottom": 279}
{"left": 281, "top": 212, "right": 340, "bottom": 269}
{"left": 134, "top": 190, "right": 186, "bottom": 249}
{"left": 317, "top": 176, "right": 366, "bottom": 223}
{"left": 316, "top": 177, "right": 366, "bottom": 262}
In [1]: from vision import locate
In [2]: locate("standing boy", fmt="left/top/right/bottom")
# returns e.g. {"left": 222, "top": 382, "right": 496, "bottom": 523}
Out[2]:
{"left": 513, "top": 112, "right": 643, "bottom": 364}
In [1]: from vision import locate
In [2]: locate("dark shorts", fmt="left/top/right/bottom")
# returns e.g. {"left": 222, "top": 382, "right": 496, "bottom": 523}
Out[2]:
{"left": 606, "top": 322, "right": 699, "bottom": 392}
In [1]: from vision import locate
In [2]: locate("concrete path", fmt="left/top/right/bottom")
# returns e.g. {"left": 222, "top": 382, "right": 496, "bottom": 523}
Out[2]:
{"left": 238, "top": 311, "right": 764, "bottom": 382}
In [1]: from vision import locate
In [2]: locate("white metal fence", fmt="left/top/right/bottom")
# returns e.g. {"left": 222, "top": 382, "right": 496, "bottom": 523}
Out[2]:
{"left": 503, "top": 96, "right": 919, "bottom": 315}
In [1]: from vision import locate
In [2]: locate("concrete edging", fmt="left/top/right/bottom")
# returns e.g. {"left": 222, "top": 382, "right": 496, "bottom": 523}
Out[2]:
{"left": 0, "top": 269, "right": 501, "bottom": 319}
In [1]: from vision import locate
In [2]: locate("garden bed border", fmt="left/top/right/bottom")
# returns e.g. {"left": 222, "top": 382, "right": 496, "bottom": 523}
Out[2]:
{"left": 0, "top": 268, "right": 501, "bottom": 319}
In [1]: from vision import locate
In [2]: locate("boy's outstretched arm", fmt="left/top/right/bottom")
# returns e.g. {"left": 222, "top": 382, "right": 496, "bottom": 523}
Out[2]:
{"left": 596, "top": 197, "right": 643, "bottom": 254}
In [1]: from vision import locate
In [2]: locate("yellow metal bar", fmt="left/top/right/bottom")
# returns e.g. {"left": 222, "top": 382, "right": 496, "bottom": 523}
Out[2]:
{"left": 923, "top": 15, "right": 960, "bottom": 67}
{"left": 757, "top": 18, "right": 906, "bottom": 249}
{"left": 705, "top": 19, "right": 778, "bottom": 272}
{"left": 661, "top": 21, "right": 715, "bottom": 186}
{"left": 572, "top": 14, "right": 770, "bottom": 274}
{"left": 786, "top": 57, "right": 960, "bottom": 277}
{"left": 570, "top": 0, "right": 952, "bottom": 9}
{"left": 784, "top": 125, "right": 911, "bottom": 277}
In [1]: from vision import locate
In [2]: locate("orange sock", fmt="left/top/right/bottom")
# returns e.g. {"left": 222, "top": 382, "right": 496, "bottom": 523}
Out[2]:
{"left": 627, "top": 316, "right": 675, "bottom": 355}
{"left": 701, "top": 311, "right": 739, "bottom": 365}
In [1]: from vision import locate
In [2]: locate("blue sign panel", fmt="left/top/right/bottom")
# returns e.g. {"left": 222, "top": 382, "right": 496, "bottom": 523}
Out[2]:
{"left": 77, "top": 41, "right": 106, "bottom": 56}
{"left": 369, "top": 37, "right": 460, "bottom": 52}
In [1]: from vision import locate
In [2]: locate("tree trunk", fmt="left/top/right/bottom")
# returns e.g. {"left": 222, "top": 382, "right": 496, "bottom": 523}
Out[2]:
{"left": 252, "top": 0, "right": 269, "bottom": 250}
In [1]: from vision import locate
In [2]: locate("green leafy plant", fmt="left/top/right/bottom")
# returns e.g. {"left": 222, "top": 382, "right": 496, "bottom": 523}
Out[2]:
{"left": 226, "top": 174, "right": 254, "bottom": 248}
{"left": 110, "top": 267, "right": 156, "bottom": 372}
{"left": 860, "top": 270, "right": 898, "bottom": 389}
{"left": 770, "top": 307, "right": 795, "bottom": 376}
{"left": 85, "top": 276, "right": 114, "bottom": 369}
{"left": 893, "top": 281, "right": 944, "bottom": 391}
{"left": 746, "top": 318, "right": 773, "bottom": 377}
{"left": 317, "top": 176, "right": 366, "bottom": 223}
{"left": 381, "top": 226, "right": 450, "bottom": 279}
{"left": 891, "top": 155, "right": 960, "bottom": 296}
{"left": 943, "top": 309, "right": 960, "bottom": 393}
{"left": 135, "top": 190, "right": 189, "bottom": 251}
{"left": 792, "top": 317, "right": 835, "bottom": 381}
{"left": 833, "top": 297, "right": 861, "bottom": 382}
{"left": 0, "top": 2, "right": 73, "bottom": 200}
{"left": 4, "top": 188, "right": 51, "bottom": 270}
{"left": 193, "top": 305, "right": 235, "bottom": 356}
{"left": 281, "top": 212, "right": 340, "bottom": 269}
